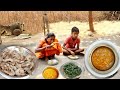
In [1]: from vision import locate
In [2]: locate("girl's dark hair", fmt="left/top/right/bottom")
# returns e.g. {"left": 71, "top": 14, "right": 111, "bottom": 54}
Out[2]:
{"left": 45, "top": 33, "right": 55, "bottom": 42}
{"left": 71, "top": 27, "right": 79, "bottom": 33}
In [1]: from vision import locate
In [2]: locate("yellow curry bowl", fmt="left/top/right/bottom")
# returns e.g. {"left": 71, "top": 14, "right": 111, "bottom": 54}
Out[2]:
{"left": 42, "top": 66, "right": 59, "bottom": 79}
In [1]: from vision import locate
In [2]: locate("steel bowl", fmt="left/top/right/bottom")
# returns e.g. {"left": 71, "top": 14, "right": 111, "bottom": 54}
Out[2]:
{"left": 0, "top": 46, "right": 38, "bottom": 79}
{"left": 85, "top": 40, "right": 120, "bottom": 78}
{"left": 60, "top": 61, "right": 84, "bottom": 79}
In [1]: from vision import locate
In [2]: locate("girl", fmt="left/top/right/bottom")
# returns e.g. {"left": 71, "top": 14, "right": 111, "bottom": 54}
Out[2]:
{"left": 35, "top": 33, "right": 62, "bottom": 61}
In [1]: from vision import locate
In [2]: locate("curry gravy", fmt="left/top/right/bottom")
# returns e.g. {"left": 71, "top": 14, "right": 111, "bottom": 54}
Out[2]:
{"left": 91, "top": 46, "right": 115, "bottom": 71}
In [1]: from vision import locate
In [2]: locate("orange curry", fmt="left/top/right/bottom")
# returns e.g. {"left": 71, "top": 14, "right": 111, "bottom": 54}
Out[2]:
{"left": 91, "top": 46, "right": 115, "bottom": 71}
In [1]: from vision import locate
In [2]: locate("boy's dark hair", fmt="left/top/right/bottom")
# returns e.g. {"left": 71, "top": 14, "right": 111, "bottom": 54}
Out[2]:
{"left": 45, "top": 33, "right": 55, "bottom": 42}
{"left": 71, "top": 27, "right": 79, "bottom": 33}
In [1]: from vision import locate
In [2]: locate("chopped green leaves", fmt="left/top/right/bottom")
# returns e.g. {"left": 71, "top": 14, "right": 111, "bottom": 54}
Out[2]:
{"left": 63, "top": 63, "right": 82, "bottom": 79}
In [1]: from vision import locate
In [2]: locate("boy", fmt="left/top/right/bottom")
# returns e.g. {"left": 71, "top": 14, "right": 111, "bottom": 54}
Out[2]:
{"left": 62, "top": 27, "right": 84, "bottom": 56}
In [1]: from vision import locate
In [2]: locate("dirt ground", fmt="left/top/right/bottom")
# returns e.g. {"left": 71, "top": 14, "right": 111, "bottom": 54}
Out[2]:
{"left": 50, "top": 21, "right": 120, "bottom": 40}
{"left": 1, "top": 21, "right": 120, "bottom": 79}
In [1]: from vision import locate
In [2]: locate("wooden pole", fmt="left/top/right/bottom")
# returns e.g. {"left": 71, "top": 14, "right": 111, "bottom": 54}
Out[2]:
{"left": 88, "top": 11, "right": 95, "bottom": 32}
{"left": 0, "top": 27, "right": 2, "bottom": 44}
{"left": 43, "top": 11, "right": 49, "bottom": 36}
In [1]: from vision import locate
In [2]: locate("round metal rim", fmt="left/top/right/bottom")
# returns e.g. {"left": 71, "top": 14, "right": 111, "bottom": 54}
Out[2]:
{"left": 60, "top": 61, "right": 84, "bottom": 79}
{"left": 0, "top": 46, "right": 38, "bottom": 79}
{"left": 85, "top": 40, "right": 120, "bottom": 78}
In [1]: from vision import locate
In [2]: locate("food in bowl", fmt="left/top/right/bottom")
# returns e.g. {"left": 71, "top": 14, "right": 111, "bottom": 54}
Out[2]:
{"left": 61, "top": 62, "right": 82, "bottom": 79}
{"left": 91, "top": 46, "right": 115, "bottom": 71}
{"left": 85, "top": 40, "right": 120, "bottom": 78}
{"left": 0, "top": 46, "right": 36, "bottom": 77}
{"left": 42, "top": 67, "right": 59, "bottom": 79}
{"left": 68, "top": 55, "right": 79, "bottom": 60}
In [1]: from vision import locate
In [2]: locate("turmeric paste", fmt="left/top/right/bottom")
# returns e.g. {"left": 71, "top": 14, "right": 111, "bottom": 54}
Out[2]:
{"left": 42, "top": 67, "right": 59, "bottom": 79}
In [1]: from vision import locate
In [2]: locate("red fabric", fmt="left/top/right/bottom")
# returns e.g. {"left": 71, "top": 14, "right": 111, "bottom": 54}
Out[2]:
{"left": 64, "top": 36, "right": 80, "bottom": 48}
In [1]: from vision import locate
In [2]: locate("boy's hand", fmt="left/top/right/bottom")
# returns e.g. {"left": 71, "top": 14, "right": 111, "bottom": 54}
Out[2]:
{"left": 70, "top": 51, "right": 75, "bottom": 56}
{"left": 69, "top": 48, "right": 78, "bottom": 51}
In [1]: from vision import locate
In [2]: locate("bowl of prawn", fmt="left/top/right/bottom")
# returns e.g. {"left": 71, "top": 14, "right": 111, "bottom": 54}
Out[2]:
{"left": 0, "top": 46, "right": 38, "bottom": 79}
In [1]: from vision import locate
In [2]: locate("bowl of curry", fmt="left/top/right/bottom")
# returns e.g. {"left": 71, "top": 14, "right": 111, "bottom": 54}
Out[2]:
{"left": 42, "top": 66, "right": 59, "bottom": 79}
{"left": 85, "top": 40, "right": 120, "bottom": 78}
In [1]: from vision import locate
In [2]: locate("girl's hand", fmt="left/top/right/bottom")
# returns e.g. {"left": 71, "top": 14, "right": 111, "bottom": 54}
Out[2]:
{"left": 53, "top": 42, "right": 59, "bottom": 44}
{"left": 45, "top": 57, "right": 48, "bottom": 61}
{"left": 51, "top": 42, "right": 59, "bottom": 46}
{"left": 45, "top": 45, "right": 53, "bottom": 48}
{"left": 45, "top": 42, "right": 59, "bottom": 49}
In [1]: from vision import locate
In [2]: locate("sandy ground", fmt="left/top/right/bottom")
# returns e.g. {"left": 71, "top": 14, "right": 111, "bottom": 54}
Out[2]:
{"left": 1, "top": 21, "right": 120, "bottom": 79}
{"left": 50, "top": 21, "right": 120, "bottom": 40}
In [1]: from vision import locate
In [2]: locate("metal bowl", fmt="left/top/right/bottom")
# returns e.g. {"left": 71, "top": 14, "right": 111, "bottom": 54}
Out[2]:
{"left": 85, "top": 40, "right": 120, "bottom": 78}
{"left": 60, "top": 61, "right": 84, "bottom": 79}
{"left": 0, "top": 46, "right": 38, "bottom": 79}
{"left": 42, "top": 66, "right": 59, "bottom": 79}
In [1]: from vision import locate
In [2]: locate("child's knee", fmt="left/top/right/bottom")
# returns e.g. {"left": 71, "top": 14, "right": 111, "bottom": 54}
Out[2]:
{"left": 81, "top": 48, "right": 84, "bottom": 51}
{"left": 63, "top": 49, "right": 68, "bottom": 52}
{"left": 79, "top": 48, "right": 84, "bottom": 52}
{"left": 63, "top": 52, "right": 68, "bottom": 55}
{"left": 63, "top": 51, "right": 70, "bottom": 55}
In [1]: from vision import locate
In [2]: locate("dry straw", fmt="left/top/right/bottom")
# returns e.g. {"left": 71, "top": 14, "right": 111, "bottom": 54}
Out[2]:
{"left": 0, "top": 11, "right": 104, "bottom": 35}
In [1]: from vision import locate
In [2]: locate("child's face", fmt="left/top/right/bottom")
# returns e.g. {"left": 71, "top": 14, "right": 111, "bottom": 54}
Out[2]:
{"left": 47, "top": 36, "right": 55, "bottom": 44}
{"left": 71, "top": 32, "right": 79, "bottom": 39}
